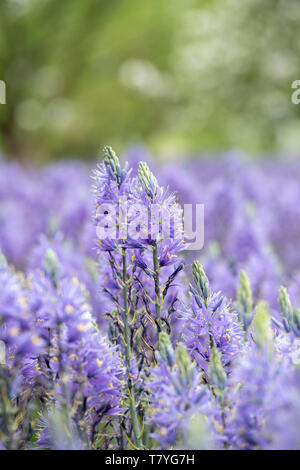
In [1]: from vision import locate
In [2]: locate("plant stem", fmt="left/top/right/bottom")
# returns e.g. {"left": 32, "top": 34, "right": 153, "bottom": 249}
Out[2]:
{"left": 220, "top": 393, "right": 229, "bottom": 449}
{"left": 0, "top": 365, "right": 11, "bottom": 449}
{"left": 122, "top": 248, "right": 141, "bottom": 448}
{"left": 152, "top": 242, "right": 162, "bottom": 335}
{"left": 110, "top": 320, "right": 125, "bottom": 450}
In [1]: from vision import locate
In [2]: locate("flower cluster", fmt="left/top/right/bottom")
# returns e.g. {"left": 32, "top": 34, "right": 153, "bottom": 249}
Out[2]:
{"left": 182, "top": 261, "right": 243, "bottom": 374}
{"left": 0, "top": 148, "right": 300, "bottom": 449}
{"left": 147, "top": 333, "right": 212, "bottom": 448}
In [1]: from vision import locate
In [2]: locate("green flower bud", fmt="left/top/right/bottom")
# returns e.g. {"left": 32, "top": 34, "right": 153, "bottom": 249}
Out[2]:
{"left": 292, "top": 308, "right": 300, "bottom": 337}
{"left": 209, "top": 347, "right": 226, "bottom": 391}
{"left": 252, "top": 301, "right": 273, "bottom": 350}
{"left": 43, "top": 248, "right": 60, "bottom": 287}
{"left": 237, "top": 270, "right": 253, "bottom": 331}
{"left": 183, "top": 414, "right": 214, "bottom": 450}
{"left": 176, "top": 343, "right": 193, "bottom": 381}
{"left": 158, "top": 332, "right": 175, "bottom": 367}
{"left": 278, "top": 286, "right": 292, "bottom": 332}
{"left": 103, "top": 146, "right": 122, "bottom": 187}
{"left": 0, "top": 253, "right": 7, "bottom": 266}
{"left": 192, "top": 261, "right": 210, "bottom": 306}
{"left": 138, "top": 161, "right": 158, "bottom": 201}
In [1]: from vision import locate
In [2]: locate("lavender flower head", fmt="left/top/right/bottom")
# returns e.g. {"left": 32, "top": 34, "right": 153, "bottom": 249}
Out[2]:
{"left": 148, "top": 333, "right": 211, "bottom": 448}
{"left": 183, "top": 261, "right": 243, "bottom": 374}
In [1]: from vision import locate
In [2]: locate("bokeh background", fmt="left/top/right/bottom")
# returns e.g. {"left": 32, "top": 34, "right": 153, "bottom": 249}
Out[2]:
{"left": 3, "top": 1, "right": 300, "bottom": 452}
{"left": 1, "top": 0, "right": 300, "bottom": 163}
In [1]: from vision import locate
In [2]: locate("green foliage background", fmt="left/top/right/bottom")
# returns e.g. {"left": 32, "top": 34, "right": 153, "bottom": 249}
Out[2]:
{"left": 0, "top": 0, "right": 300, "bottom": 162}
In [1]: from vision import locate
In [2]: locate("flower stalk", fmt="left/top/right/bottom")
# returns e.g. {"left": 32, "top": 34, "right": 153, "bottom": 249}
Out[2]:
{"left": 122, "top": 248, "right": 141, "bottom": 448}
{"left": 152, "top": 241, "right": 162, "bottom": 336}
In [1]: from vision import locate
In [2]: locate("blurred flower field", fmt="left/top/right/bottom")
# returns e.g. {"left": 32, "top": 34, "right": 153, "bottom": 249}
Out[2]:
{"left": 1, "top": 147, "right": 300, "bottom": 450}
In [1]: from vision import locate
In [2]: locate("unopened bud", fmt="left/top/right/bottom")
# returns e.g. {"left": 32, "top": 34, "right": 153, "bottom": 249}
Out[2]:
{"left": 138, "top": 162, "right": 158, "bottom": 201}
{"left": 292, "top": 308, "right": 300, "bottom": 337}
{"left": 0, "top": 253, "right": 7, "bottom": 266}
{"left": 176, "top": 343, "right": 193, "bottom": 381}
{"left": 43, "top": 249, "right": 60, "bottom": 287}
{"left": 158, "top": 332, "right": 175, "bottom": 367}
{"left": 192, "top": 261, "right": 210, "bottom": 307}
{"left": 252, "top": 301, "right": 273, "bottom": 350}
{"left": 278, "top": 286, "right": 292, "bottom": 332}
{"left": 103, "top": 146, "right": 123, "bottom": 186}
{"left": 209, "top": 347, "right": 226, "bottom": 391}
{"left": 237, "top": 270, "right": 253, "bottom": 331}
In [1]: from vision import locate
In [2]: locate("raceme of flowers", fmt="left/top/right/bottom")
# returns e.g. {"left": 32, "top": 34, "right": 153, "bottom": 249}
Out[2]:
{"left": 0, "top": 146, "right": 300, "bottom": 449}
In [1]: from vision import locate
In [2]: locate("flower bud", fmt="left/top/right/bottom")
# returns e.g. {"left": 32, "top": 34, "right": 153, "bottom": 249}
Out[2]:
{"left": 252, "top": 301, "right": 273, "bottom": 350}
{"left": 158, "top": 332, "right": 175, "bottom": 367}
{"left": 237, "top": 270, "right": 253, "bottom": 331}
{"left": 43, "top": 248, "right": 60, "bottom": 287}
{"left": 0, "top": 253, "right": 7, "bottom": 266}
{"left": 176, "top": 343, "right": 193, "bottom": 382}
{"left": 209, "top": 346, "right": 226, "bottom": 391}
{"left": 292, "top": 308, "right": 300, "bottom": 337}
{"left": 183, "top": 414, "right": 214, "bottom": 450}
{"left": 278, "top": 286, "right": 293, "bottom": 332}
{"left": 192, "top": 261, "right": 210, "bottom": 306}
{"left": 103, "top": 146, "right": 121, "bottom": 181}
{"left": 138, "top": 161, "right": 158, "bottom": 201}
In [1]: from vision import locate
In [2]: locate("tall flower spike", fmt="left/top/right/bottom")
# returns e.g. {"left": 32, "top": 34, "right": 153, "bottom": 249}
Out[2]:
{"left": 185, "top": 264, "right": 243, "bottom": 373}
{"left": 252, "top": 301, "right": 273, "bottom": 351}
{"left": 237, "top": 270, "right": 253, "bottom": 332}
{"left": 138, "top": 161, "right": 158, "bottom": 202}
{"left": 192, "top": 261, "right": 210, "bottom": 307}
{"left": 278, "top": 286, "right": 293, "bottom": 333}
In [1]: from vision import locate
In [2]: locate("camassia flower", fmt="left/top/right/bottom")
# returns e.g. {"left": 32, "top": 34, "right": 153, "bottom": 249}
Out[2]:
{"left": 92, "top": 146, "right": 135, "bottom": 249}
{"left": 24, "top": 248, "right": 122, "bottom": 449}
{"left": 225, "top": 345, "right": 294, "bottom": 450}
{"left": 0, "top": 255, "right": 45, "bottom": 358}
{"left": 93, "top": 149, "right": 187, "bottom": 447}
{"left": 0, "top": 254, "right": 45, "bottom": 449}
{"left": 93, "top": 147, "right": 144, "bottom": 448}
{"left": 182, "top": 262, "right": 243, "bottom": 373}
{"left": 147, "top": 333, "right": 211, "bottom": 448}
{"left": 2, "top": 149, "right": 300, "bottom": 450}
{"left": 130, "top": 162, "right": 185, "bottom": 341}
{"left": 34, "top": 332, "right": 123, "bottom": 449}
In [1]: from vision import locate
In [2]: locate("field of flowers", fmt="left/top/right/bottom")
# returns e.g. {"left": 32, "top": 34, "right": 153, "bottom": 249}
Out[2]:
{"left": 1, "top": 147, "right": 300, "bottom": 450}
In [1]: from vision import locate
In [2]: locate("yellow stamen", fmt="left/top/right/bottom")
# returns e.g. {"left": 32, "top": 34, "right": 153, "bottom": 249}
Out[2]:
{"left": 9, "top": 327, "right": 20, "bottom": 337}
{"left": 65, "top": 304, "right": 74, "bottom": 314}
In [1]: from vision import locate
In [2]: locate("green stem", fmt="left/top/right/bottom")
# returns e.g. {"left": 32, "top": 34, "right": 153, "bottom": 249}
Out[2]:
{"left": 122, "top": 248, "right": 141, "bottom": 448}
{"left": 0, "top": 364, "right": 11, "bottom": 449}
{"left": 220, "top": 393, "right": 229, "bottom": 449}
{"left": 152, "top": 242, "right": 162, "bottom": 335}
{"left": 119, "top": 416, "right": 125, "bottom": 450}
{"left": 111, "top": 320, "right": 125, "bottom": 450}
